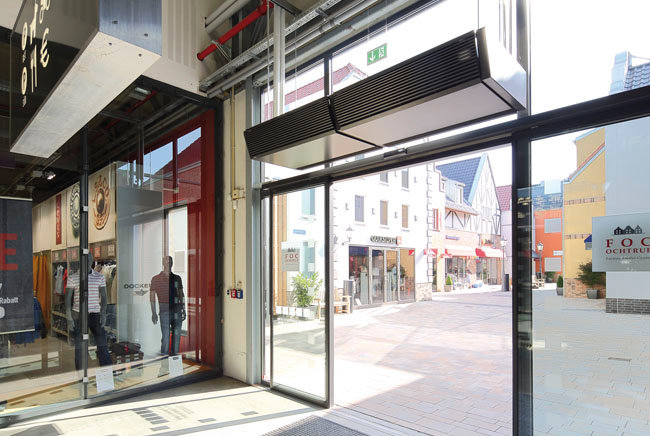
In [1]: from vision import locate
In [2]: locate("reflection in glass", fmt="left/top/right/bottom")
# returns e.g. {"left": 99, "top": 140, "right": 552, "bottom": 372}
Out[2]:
{"left": 371, "top": 249, "right": 385, "bottom": 303}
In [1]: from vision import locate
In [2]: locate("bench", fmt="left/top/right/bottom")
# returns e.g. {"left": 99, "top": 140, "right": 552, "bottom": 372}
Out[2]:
{"left": 314, "top": 289, "right": 351, "bottom": 319}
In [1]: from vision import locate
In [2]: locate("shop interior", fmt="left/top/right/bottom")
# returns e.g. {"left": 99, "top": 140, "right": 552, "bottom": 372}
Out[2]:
{"left": 0, "top": 78, "right": 220, "bottom": 417}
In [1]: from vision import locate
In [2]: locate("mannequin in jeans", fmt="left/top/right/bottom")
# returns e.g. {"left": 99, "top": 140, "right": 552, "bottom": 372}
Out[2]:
{"left": 150, "top": 256, "right": 186, "bottom": 360}
{"left": 66, "top": 252, "right": 111, "bottom": 370}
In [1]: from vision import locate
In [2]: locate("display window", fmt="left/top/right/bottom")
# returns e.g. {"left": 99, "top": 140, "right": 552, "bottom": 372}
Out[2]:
{"left": 1, "top": 104, "right": 217, "bottom": 419}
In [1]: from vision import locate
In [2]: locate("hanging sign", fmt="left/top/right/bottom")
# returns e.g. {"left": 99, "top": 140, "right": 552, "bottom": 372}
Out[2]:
{"left": 281, "top": 248, "right": 300, "bottom": 271}
{"left": 592, "top": 213, "right": 650, "bottom": 271}
{"left": 0, "top": 198, "right": 34, "bottom": 334}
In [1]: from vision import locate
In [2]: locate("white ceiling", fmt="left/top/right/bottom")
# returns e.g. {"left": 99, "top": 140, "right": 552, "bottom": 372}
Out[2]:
{"left": 0, "top": 0, "right": 23, "bottom": 30}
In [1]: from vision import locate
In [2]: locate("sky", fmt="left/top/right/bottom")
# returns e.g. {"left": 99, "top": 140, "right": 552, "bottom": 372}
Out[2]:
{"left": 265, "top": 0, "right": 650, "bottom": 186}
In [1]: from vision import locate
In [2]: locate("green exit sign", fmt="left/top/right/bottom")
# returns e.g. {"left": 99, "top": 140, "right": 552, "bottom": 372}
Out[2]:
{"left": 367, "top": 43, "right": 387, "bottom": 65}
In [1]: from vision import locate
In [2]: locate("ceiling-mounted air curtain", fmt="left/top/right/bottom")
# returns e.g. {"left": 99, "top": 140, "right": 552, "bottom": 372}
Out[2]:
{"left": 244, "top": 28, "right": 526, "bottom": 169}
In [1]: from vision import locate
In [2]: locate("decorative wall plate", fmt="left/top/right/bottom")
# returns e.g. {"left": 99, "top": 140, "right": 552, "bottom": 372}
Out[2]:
{"left": 92, "top": 175, "right": 111, "bottom": 230}
{"left": 70, "top": 183, "right": 80, "bottom": 237}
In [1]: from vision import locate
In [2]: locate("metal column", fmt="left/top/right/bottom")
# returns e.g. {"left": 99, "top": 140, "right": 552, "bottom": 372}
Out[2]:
{"left": 79, "top": 126, "right": 89, "bottom": 399}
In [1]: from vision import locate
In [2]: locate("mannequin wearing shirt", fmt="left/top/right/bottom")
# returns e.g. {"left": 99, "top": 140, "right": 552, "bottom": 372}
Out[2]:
{"left": 150, "top": 256, "right": 186, "bottom": 356}
{"left": 65, "top": 253, "right": 111, "bottom": 369}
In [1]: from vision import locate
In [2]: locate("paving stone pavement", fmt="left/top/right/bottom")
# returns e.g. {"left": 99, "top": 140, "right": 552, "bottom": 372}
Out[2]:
{"left": 334, "top": 290, "right": 513, "bottom": 436}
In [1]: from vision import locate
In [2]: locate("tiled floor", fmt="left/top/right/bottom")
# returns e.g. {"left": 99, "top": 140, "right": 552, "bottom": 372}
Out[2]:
{"left": 334, "top": 290, "right": 513, "bottom": 436}
{"left": 532, "top": 289, "right": 650, "bottom": 436}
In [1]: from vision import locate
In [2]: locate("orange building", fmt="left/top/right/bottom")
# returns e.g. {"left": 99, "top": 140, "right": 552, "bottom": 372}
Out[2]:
{"left": 534, "top": 209, "right": 563, "bottom": 277}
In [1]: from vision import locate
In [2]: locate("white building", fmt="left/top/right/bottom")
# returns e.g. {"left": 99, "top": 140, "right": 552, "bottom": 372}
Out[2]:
{"left": 332, "top": 164, "right": 447, "bottom": 304}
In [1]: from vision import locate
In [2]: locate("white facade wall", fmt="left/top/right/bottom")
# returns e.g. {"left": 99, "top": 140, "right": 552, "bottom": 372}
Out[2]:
{"left": 605, "top": 118, "right": 650, "bottom": 300}
{"left": 331, "top": 165, "right": 433, "bottom": 293}
{"left": 501, "top": 210, "right": 513, "bottom": 277}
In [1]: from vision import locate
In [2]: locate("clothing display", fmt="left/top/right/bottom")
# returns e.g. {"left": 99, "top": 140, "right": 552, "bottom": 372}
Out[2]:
{"left": 68, "top": 270, "right": 105, "bottom": 313}
{"left": 32, "top": 254, "right": 51, "bottom": 329}
{"left": 71, "top": 312, "right": 111, "bottom": 370}
{"left": 10, "top": 298, "right": 47, "bottom": 345}
{"left": 101, "top": 264, "right": 117, "bottom": 304}
{"left": 150, "top": 270, "right": 185, "bottom": 355}
{"left": 54, "top": 265, "right": 65, "bottom": 295}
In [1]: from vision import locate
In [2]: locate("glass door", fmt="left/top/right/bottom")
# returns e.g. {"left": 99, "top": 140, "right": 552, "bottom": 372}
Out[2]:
{"left": 269, "top": 186, "right": 328, "bottom": 403}
{"left": 371, "top": 249, "right": 385, "bottom": 303}
{"left": 386, "top": 250, "right": 399, "bottom": 302}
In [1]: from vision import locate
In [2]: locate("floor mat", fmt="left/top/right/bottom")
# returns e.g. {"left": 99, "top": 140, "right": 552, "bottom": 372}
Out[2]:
{"left": 263, "top": 416, "right": 367, "bottom": 436}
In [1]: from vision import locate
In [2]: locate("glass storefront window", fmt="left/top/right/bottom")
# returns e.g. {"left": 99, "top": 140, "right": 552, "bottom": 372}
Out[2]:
{"left": 1, "top": 110, "right": 217, "bottom": 419}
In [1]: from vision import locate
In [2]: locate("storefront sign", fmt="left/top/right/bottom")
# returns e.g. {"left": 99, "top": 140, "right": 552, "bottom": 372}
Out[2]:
{"left": 55, "top": 194, "right": 62, "bottom": 245}
{"left": 0, "top": 198, "right": 34, "bottom": 334}
{"left": 281, "top": 248, "right": 300, "bottom": 271}
{"left": 423, "top": 248, "right": 437, "bottom": 257}
{"left": 370, "top": 235, "right": 397, "bottom": 245}
{"left": 293, "top": 229, "right": 306, "bottom": 235}
{"left": 553, "top": 250, "right": 563, "bottom": 256}
{"left": 10, "top": 0, "right": 162, "bottom": 158}
{"left": 593, "top": 213, "right": 650, "bottom": 271}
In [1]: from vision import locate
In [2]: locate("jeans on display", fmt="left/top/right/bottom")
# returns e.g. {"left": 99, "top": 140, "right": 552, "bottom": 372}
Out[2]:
{"left": 159, "top": 311, "right": 182, "bottom": 355}
{"left": 72, "top": 312, "right": 112, "bottom": 370}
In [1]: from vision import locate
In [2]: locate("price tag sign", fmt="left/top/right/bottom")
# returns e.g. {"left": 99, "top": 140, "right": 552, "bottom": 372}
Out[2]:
{"left": 168, "top": 355, "right": 183, "bottom": 378}
{"left": 95, "top": 366, "right": 115, "bottom": 393}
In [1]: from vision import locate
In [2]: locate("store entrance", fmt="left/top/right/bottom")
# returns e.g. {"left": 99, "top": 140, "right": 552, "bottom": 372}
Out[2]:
{"left": 349, "top": 247, "right": 410, "bottom": 306}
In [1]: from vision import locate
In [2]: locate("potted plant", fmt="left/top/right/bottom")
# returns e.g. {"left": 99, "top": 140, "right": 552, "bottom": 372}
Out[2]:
{"left": 576, "top": 261, "right": 605, "bottom": 299}
{"left": 291, "top": 272, "right": 322, "bottom": 318}
{"left": 556, "top": 275, "right": 563, "bottom": 296}
{"left": 444, "top": 275, "right": 453, "bottom": 292}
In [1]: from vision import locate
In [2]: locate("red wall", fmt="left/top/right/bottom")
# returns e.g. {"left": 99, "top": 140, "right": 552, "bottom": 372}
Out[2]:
{"left": 534, "top": 209, "right": 563, "bottom": 276}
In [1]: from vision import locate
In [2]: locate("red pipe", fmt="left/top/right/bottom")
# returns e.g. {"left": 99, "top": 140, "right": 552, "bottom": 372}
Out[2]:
{"left": 197, "top": 0, "right": 273, "bottom": 61}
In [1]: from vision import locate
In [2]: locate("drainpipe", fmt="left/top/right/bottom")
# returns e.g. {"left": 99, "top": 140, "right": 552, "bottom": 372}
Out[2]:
{"left": 198, "top": 0, "right": 273, "bottom": 61}
{"left": 272, "top": 6, "right": 286, "bottom": 117}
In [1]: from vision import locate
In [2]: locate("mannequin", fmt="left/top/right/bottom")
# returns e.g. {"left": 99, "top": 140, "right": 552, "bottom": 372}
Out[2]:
{"left": 150, "top": 256, "right": 186, "bottom": 356}
{"left": 66, "top": 252, "right": 111, "bottom": 369}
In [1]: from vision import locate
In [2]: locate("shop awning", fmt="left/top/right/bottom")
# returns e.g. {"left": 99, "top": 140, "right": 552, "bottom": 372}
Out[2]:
{"left": 476, "top": 247, "right": 504, "bottom": 258}
{"left": 445, "top": 244, "right": 476, "bottom": 257}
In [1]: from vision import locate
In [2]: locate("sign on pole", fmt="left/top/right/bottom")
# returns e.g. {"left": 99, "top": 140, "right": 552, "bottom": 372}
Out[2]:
{"left": 367, "top": 43, "right": 387, "bottom": 65}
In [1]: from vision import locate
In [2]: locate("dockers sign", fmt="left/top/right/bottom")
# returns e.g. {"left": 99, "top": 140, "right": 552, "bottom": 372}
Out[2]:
{"left": 592, "top": 212, "right": 650, "bottom": 272}
{"left": 0, "top": 198, "right": 34, "bottom": 334}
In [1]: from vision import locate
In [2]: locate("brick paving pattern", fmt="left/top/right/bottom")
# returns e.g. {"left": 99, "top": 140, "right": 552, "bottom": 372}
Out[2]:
{"left": 334, "top": 290, "right": 513, "bottom": 436}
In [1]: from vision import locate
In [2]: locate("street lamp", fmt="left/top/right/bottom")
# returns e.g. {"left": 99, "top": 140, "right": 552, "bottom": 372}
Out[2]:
{"left": 536, "top": 241, "right": 544, "bottom": 278}
{"left": 345, "top": 226, "right": 353, "bottom": 244}
{"left": 500, "top": 238, "right": 507, "bottom": 291}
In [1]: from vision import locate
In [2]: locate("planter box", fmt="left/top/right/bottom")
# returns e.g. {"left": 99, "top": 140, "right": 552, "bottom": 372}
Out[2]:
{"left": 556, "top": 287, "right": 563, "bottom": 296}
{"left": 586, "top": 289, "right": 598, "bottom": 299}
{"left": 444, "top": 285, "right": 452, "bottom": 292}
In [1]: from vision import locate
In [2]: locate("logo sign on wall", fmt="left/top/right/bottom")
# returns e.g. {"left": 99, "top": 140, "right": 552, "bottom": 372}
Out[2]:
{"left": 592, "top": 213, "right": 650, "bottom": 272}
{"left": 281, "top": 248, "right": 300, "bottom": 272}
{"left": 0, "top": 198, "right": 34, "bottom": 334}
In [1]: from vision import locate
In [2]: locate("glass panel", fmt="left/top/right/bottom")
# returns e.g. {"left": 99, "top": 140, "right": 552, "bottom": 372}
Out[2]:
{"left": 532, "top": 2, "right": 650, "bottom": 113}
{"left": 348, "top": 246, "right": 370, "bottom": 305}
{"left": 386, "top": 250, "right": 398, "bottom": 302}
{"left": 262, "top": 197, "right": 271, "bottom": 384}
{"left": 271, "top": 186, "right": 326, "bottom": 400}
{"left": 528, "top": 115, "right": 650, "bottom": 434}
{"left": 399, "top": 248, "right": 415, "bottom": 300}
{"left": 371, "top": 249, "right": 385, "bottom": 303}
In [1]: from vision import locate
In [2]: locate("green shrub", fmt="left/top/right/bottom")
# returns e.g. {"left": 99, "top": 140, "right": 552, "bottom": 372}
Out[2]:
{"left": 291, "top": 272, "right": 323, "bottom": 308}
{"left": 576, "top": 262, "right": 605, "bottom": 288}
{"left": 557, "top": 275, "right": 563, "bottom": 288}
{"left": 445, "top": 275, "right": 453, "bottom": 286}
{"left": 545, "top": 271, "right": 555, "bottom": 282}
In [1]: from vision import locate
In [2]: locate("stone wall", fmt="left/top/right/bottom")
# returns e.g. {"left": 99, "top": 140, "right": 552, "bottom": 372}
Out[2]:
{"left": 415, "top": 282, "right": 433, "bottom": 301}
{"left": 564, "top": 278, "right": 606, "bottom": 298}
{"left": 606, "top": 298, "right": 650, "bottom": 314}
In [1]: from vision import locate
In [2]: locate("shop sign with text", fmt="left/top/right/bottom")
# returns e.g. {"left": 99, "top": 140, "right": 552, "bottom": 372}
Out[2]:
{"left": 592, "top": 213, "right": 650, "bottom": 271}
{"left": 0, "top": 198, "right": 34, "bottom": 333}
{"left": 281, "top": 248, "right": 300, "bottom": 271}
